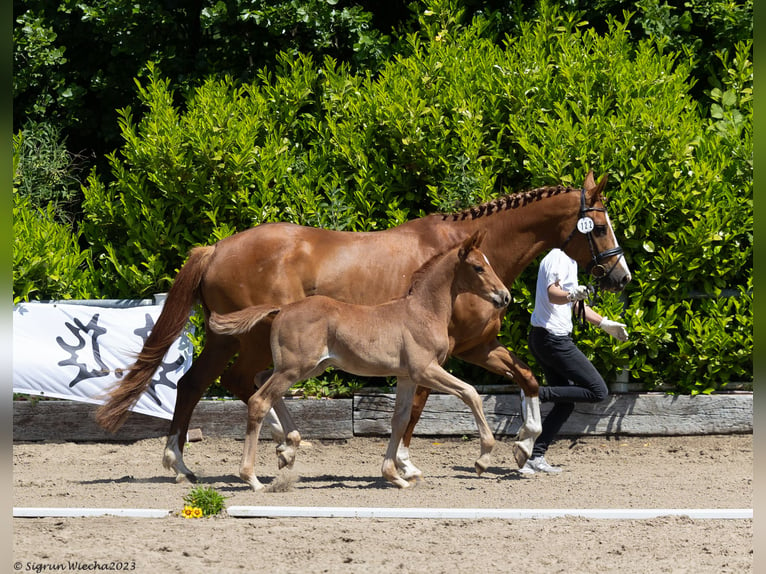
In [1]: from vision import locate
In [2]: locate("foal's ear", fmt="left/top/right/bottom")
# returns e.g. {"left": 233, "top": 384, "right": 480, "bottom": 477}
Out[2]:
{"left": 458, "top": 230, "right": 485, "bottom": 259}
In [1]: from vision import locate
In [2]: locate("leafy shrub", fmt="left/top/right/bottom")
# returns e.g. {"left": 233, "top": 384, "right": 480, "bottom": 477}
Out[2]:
{"left": 13, "top": 129, "right": 97, "bottom": 303}
{"left": 76, "top": 3, "right": 751, "bottom": 392}
{"left": 14, "top": 121, "right": 85, "bottom": 225}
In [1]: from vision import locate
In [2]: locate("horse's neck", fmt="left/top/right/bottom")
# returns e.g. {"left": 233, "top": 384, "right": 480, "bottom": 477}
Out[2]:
{"left": 426, "top": 189, "right": 579, "bottom": 283}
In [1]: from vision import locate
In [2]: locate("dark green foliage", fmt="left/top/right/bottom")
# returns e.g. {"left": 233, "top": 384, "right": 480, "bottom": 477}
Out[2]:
{"left": 13, "top": 0, "right": 392, "bottom": 163}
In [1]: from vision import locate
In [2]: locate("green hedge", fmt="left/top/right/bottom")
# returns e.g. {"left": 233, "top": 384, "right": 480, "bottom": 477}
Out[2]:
{"left": 18, "top": 3, "right": 751, "bottom": 393}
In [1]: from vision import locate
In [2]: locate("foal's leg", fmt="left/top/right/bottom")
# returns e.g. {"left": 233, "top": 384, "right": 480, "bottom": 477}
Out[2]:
{"left": 222, "top": 342, "right": 299, "bottom": 470}
{"left": 240, "top": 371, "right": 302, "bottom": 491}
{"left": 456, "top": 341, "right": 542, "bottom": 467}
{"left": 414, "top": 363, "right": 496, "bottom": 475}
{"left": 382, "top": 381, "right": 418, "bottom": 488}
{"left": 255, "top": 369, "right": 300, "bottom": 469}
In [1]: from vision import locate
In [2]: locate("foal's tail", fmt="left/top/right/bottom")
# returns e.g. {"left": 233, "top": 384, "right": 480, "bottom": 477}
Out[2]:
{"left": 95, "top": 246, "right": 216, "bottom": 433}
{"left": 208, "top": 305, "right": 281, "bottom": 336}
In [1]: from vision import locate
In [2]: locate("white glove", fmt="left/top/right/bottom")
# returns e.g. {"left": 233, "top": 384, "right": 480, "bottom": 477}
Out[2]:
{"left": 566, "top": 285, "right": 589, "bottom": 302}
{"left": 599, "top": 318, "right": 629, "bottom": 341}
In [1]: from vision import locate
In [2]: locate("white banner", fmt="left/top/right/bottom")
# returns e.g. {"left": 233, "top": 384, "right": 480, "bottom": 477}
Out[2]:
{"left": 13, "top": 302, "right": 192, "bottom": 420}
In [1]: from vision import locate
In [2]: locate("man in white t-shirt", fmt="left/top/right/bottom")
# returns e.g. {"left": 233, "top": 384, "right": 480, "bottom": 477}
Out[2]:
{"left": 521, "top": 248, "right": 628, "bottom": 474}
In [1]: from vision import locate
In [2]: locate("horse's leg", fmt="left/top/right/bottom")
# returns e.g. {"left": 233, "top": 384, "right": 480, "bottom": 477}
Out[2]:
{"left": 163, "top": 334, "right": 238, "bottom": 483}
{"left": 393, "top": 377, "right": 424, "bottom": 481}
{"left": 381, "top": 381, "right": 418, "bottom": 488}
{"left": 399, "top": 386, "right": 431, "bottom": 455}
{"left": 456, "top": 341, "right": 542, "bottom": 468}
{"left": 413, "top": 363, "right": 496, "bottom": 476}
{"left": 221, "top": 330, "right": 300, "bottom": 470}
{"left": 240, "top": 370, "right": 301, "bottom": 491}
{"left": 257, "top": 370, "right": 300, "bottom": 470}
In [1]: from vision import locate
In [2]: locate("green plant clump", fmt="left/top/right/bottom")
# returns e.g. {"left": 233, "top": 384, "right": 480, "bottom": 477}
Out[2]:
{"left": 183, "top": 486, "right": 227, "bottom": 517}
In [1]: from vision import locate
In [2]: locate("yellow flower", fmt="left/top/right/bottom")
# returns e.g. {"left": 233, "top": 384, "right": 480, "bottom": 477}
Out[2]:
{"left": 182, "top": 506, "right": 195, "bottom": 519}
{"left": 192, "top": 507, "right": 203, "bottom": 518}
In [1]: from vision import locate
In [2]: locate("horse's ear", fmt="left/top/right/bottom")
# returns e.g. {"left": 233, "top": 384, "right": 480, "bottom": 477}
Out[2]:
{"left": 584, "top": 170, "right": 608, "bottom": 204}
{"left": 583, "top": 170, "right": 596, "bottom": 190}
{"left": 595, "top": 173, "right": 608, "bottom": 194}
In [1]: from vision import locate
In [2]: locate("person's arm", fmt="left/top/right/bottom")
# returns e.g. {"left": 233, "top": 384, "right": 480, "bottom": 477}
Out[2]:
{"left": 585, "top": 304, "right": 629, "bottom": 341}
{"left": 546, "top": 282, "right": 587, "bottom": 305}
{"left": 548, "top": 283, "right": 629, "bottom": 341}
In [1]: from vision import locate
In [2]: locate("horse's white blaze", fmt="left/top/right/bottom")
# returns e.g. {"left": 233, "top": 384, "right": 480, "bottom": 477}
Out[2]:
{"left": 605, "top": 212, "right": 632, "bottom": 280}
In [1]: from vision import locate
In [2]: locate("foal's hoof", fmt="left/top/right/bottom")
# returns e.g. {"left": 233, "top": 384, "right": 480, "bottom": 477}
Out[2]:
{"left": 390, "top": 477, "right": 412, "bottom": 489}
{"left": 511, "top": 442, "right": 530, "bottom": 468}
{"left": 474, "top": 460, "right": 489, "bottom": 476}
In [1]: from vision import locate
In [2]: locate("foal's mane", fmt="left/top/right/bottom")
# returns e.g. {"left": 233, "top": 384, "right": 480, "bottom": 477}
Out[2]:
{"left": 439, "top": 185, "right": 577, "bottom": 221}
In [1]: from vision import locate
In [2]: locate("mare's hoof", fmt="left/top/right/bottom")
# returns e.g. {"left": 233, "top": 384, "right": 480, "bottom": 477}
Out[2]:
{"left": 511, "top": 442, "right": 530, "bottom": 468}
{"left": 276, "top": 446, "right": 297, "bottom": 470}
{"left": 175, "top": 472, "right": 197, "bottom": 484}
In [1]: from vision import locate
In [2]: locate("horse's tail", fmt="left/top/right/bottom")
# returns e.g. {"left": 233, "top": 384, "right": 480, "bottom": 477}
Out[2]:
{"left": 95, "top": 246, "right": 216, "bottom": 432}
{"left": 208, "top": 305, "right": 281, "bottom": 337}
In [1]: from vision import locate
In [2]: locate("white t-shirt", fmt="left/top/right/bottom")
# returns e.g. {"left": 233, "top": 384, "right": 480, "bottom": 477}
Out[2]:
{"left": 530, "top": 249, "right": 579, "bottom": 336}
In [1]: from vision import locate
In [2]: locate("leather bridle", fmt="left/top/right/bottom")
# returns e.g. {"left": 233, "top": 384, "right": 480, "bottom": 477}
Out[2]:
{"left": 561, "top": 188, "right": 625, "bottom": 282}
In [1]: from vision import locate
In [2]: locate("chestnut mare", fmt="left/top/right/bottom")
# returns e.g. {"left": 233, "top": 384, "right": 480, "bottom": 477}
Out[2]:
{"left": 96, "top": 171, "right": 631, "bottom": 483}
{"left": 208, "top": 231, "right": 510, "bottom": 489}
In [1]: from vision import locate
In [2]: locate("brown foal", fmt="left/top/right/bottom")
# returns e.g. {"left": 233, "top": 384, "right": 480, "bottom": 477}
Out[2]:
{"left": 208, "top": 232, "right": 510, "bottom": 489}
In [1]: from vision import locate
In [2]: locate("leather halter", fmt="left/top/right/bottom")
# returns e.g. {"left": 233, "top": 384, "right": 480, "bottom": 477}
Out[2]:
{"left": 560, "top": 188, "right": 624, "bottom": 281}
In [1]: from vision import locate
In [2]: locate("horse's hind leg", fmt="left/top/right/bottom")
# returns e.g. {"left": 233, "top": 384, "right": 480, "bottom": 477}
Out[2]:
{"left": 163, "top": 334, "right": 237, "bottom": 483}
{"left": 222, "top": 328, "right": 300, "bottom": 470}
{"left": 382, "top": 381, "right": 418, "bottom": 489}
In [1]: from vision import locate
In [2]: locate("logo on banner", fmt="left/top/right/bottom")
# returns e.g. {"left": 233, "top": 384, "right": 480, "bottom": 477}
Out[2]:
{"left": 56, "top": 311, "right": 183, "bottom": 405}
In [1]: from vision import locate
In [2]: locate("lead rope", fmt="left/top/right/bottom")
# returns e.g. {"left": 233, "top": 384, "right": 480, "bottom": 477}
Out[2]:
{"left": 574, "top": 283, "right": 598, "bottom": 334}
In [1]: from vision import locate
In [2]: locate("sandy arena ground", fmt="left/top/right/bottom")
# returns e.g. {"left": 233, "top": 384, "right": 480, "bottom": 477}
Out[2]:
{"left": 13, "top": 433, "right": 752, "bottom": 573}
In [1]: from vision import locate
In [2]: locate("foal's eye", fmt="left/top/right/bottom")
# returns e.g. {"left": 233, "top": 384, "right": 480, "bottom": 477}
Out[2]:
{"left": 473, "top": 265, "right": 485, "bottom": 274}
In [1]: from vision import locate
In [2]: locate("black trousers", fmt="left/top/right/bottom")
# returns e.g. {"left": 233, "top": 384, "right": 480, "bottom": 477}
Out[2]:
{"left": 528, "top": 326, "right": 608, "bottom": 458}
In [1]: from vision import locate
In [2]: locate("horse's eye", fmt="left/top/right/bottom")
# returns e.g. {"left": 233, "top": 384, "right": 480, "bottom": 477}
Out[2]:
{"left": 473, "top": 265, "right": 484, "bottom": 274}
{"left": 593, "top": 226, "right": 607, "bottom": 237}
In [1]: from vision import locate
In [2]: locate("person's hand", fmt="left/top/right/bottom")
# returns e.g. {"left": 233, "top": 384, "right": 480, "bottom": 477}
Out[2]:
{"left": 566, "top": 285, "right": 589, "bottom": 302}
{"left": 599, "top": 318, "right": 628, "bottom": 341}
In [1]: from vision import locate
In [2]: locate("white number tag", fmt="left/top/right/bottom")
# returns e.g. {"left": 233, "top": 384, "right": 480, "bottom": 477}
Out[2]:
{"left": 577, "top": 217, "right": 595, "bottom": 234}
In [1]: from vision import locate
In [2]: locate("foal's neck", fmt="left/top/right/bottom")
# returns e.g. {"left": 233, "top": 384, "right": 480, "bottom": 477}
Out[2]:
{"left": 405, "top": 252, "right": 461, "bottom": 321}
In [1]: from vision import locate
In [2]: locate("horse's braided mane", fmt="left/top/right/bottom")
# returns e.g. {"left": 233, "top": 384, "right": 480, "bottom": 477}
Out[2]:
{"left": 439, "top": 184, "right": 575, "bottom": 221}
